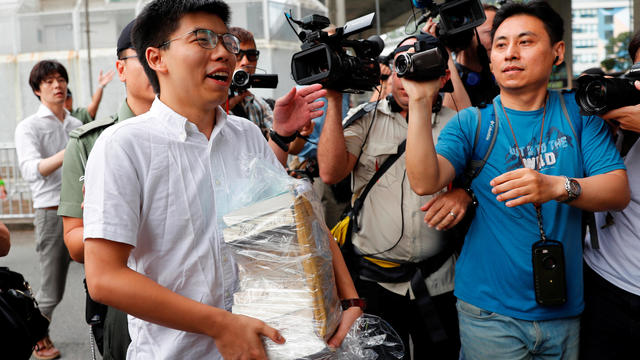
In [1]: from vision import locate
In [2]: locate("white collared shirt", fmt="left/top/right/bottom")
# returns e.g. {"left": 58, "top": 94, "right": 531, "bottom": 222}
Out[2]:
{"left": 14, "top": 104, "right": 82, "bottom": 208}
{"left": 83, "top": 98, "right": 283, "bottom": 359}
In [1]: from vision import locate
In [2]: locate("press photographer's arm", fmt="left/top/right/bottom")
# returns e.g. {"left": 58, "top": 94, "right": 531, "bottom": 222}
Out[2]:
{"left": 405, "top": 77, "right": 458, "bottom": 195}
{"left": 317, "top": 89, "right": 356, "bottom": 184}
{"left": 601, "top": 80, "right": 640, "bottom": 134}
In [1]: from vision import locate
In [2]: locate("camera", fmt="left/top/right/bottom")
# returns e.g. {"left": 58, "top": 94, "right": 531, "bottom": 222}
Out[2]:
{"left": 229, "top": 69, "right": 278, "bottom": 94}
{"left": 394, "top": 41, "right": 447, "bottom": 81}
{"left": 287, "top": 12, "right": 385, "bottom": 93}
{"left": 575, "top": 63, "right": 640, "bottom": 116}
{"left": 412, "top": 0, "right": 486, "bottom": 51}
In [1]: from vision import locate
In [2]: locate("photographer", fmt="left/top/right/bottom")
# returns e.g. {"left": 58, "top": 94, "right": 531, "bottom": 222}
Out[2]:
{"left": 227, "top": 27, "right": 273, "bottom": 139}
{"left": 581, "top": 30, "right": 640, "bottom": 360}
{"left": 405, "top": 2, "right": 629, "bottom": 358}
{"left": 422, "top": 4, "right": 498, "bottom": 109}
{"left": 318, "top": 33, "right": 470, "bottom": 359}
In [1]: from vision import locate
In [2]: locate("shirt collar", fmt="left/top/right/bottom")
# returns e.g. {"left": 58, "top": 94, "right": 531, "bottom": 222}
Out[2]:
{"left": 118, "top": 99, "right": 136, "bottom": 122}
{"left": 36, "top": 103, "right": 71, "bottom": 122}
{"left": 149, "top": 96, "right": 228, "bottom": 142}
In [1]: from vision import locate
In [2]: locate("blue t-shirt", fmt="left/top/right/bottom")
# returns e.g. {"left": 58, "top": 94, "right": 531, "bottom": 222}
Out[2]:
{"left": 436, "top": 91, "right": 625, "bottom": 320}
{"left": 297, "top": 93, "right": 350, "bottom": 162}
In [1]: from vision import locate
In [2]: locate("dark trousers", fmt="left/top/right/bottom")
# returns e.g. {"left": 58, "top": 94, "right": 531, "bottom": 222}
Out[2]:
{"left": 580, "top": 264, "right": 640, "bottom": 360}
{"left": 355, "top": 278, "right": 460, "bottom": 360}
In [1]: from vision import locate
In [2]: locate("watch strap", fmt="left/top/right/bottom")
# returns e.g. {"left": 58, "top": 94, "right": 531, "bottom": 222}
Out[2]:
{"left": 269, "top": 129, "right": 298, "bottom": 152}
{"left": 561, "top": 177, "right": 580, "bottom": 203}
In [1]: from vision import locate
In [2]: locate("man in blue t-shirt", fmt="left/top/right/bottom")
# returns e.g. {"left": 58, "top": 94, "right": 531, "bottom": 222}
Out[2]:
{"left": 403, "top": 2, "right": 629, "bottom": 359}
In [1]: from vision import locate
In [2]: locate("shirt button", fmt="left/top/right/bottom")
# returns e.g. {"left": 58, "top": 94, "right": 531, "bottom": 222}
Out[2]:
{"left": 215, "top": 179, "right": 221, "bottom": 186}
{"left": 179, "top": 132, "right": 187, "bottom": 141}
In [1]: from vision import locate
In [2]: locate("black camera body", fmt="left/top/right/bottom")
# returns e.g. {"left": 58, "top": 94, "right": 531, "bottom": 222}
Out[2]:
{"left": 288, "top": 12, "right": 384, "bottom": 93}
{"left": 394, "top": 42, "right": 447, "bottom": 81}
{"left": 229, "top": 69, "right": 278, "bottom": 94}
{"left": 413, "top": 0, "right": 486, "bottom": 51}
{"left": 575, "top": 63, "right": 640, "bottom": 116}
{"left": 532, "top": 240, "right": 567, "bottom": 306}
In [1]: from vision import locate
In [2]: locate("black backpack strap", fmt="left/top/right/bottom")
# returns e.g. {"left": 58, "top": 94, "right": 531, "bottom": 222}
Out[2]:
{"left": 457, "top": 102, "right": 499, "bottom": 189}
{"left": 351, "top": 140, "right": 406, "bottom": 232}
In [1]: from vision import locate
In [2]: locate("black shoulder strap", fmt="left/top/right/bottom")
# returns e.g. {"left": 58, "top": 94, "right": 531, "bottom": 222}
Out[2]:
{"left": 351, "top": 140, "right": 406, "bottom": 232}
{"left": 343, "top": 101, "right": 377, "bottom": 129}
{"left": 457, "top": 102, "right": 499, "bottom": 188}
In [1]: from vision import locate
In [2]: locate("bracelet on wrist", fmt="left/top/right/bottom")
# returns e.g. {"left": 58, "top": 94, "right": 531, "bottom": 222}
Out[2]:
{"left": 341, "top": 298, "right": 367, "bottom": 311}
{"left": 464, "top": 187, "right": 478, "bottom": 208}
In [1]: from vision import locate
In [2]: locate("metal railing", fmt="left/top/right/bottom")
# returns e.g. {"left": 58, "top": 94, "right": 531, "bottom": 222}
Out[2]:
{"left": 0, "top": 146, "right": 35, "bottom": 220}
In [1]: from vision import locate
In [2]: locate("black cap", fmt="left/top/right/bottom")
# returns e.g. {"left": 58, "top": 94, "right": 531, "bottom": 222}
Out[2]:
{"left": 66, "top": 88, "right": 72, "bottom": 97}
{"left": 117, "top": 20, "right": 136, "bottom": 55}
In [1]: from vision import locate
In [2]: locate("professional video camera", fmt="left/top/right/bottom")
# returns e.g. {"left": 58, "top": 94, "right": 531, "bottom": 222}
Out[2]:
{"left": 394, "top": 41, "right": 447, "bottom": 81}
{"left": 229, "top": 69, "right": 278, "bottom": 94}
{"left": 411, "top": 0, "right": 486, "bottom": 51}
{"left": 575, "top": 63, "right": 640, "bottom": 116}
{"left": 286, "top": 12, "right": 384, "bottom": 93}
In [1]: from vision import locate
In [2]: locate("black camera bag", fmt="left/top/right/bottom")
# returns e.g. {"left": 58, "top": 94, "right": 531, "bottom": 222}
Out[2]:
{"left": 0, "top": 266, "right": 50, "bottom": 359}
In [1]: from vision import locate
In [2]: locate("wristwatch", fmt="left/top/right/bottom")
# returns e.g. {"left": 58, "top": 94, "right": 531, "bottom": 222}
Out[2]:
{"left": 341, "top": 298, "right": 367, "bottom": 311}
{"left": 561, "top": 177, "right": 581, "bottom": 203}
{"left": 268, "top": 128, "right": 299, "bottom": 152}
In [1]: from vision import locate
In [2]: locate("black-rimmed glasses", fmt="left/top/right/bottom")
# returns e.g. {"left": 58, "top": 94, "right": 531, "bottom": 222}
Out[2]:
{"left": 160, "top": 29, "right": 240, "bottom": 54}
{"left": 236, "top": 49, "right": 260, "bottom": 62}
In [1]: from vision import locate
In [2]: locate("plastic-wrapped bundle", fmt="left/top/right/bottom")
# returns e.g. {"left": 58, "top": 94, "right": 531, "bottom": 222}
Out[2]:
{"left": 224, "top": 184, "right": 342, "bottom": 359}
{"left": 223, "top": 159, "right": 404, "bottom": 359}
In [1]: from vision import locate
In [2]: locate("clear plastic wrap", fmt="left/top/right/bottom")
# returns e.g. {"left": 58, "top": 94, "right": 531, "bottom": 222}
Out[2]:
{"left": 223, "top": 159, "right": 404, "bottom": 359}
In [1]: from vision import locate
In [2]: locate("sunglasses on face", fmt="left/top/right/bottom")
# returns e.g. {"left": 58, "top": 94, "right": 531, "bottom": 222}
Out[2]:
{"left": 161, "top": 29, "right": 240, "bottom": 54}
{"left": 236, "top": 49, "right": 260, "bottom": 62}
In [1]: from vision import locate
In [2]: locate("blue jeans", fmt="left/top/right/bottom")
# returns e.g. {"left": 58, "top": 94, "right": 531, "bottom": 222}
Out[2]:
{"left": 457, "top": 300, "right": 579, "bottom": 360}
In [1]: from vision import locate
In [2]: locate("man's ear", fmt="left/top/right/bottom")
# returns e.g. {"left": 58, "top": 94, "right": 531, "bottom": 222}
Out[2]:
{"left": 115, "top": 60, "right": 126, "bottom": 82}
{"left": 34, "top": 89, "right": 41, "bottom": 98}
{"left": 552, "top": 40, "right": 565, "bottom": 66}
{"left": 146, "top": 46, "right": 167, "bottom": 75}
{"left": 441, "top": 69, "right": 451, "bottom": 88}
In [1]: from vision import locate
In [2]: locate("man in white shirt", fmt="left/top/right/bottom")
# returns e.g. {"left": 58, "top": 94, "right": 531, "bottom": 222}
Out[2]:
{"left": 581, "top": 29, "right": 640, "bottom": 359}
{"left": 82, "top": 1, "right": 362, "bottom": 359}
{"left": 14, "top": 59, "right": 83, "bottom": 359}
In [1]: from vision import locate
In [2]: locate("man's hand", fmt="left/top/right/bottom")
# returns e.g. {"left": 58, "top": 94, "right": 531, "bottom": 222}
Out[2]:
{"left": 228, "top": 90, "right": 252, "bottom": 110}
{"left": 422, "top": 188, "right": 472, "bottom": 230}
{"left": 213, "top": 313, "right": 285, "bottom": 360}
{"left": 273, "top": 84, "right": 327, "bottom": 136}
{"left": 601, "top": 81, "right": 640, "bottom": 133}
{"left": 402, "top": 77, "right": 441, "bottom": 104}
{"left": 490, "top": 168, "right": 565, "bottom": 207}
{"left": 98, "top": 69, "right": 115, "bottom": 89}
{"left": 327, "top": 307, "right": 362, "bottom": 349}
{"left": 422, "top": 18, "right": 438, "bottom": 38}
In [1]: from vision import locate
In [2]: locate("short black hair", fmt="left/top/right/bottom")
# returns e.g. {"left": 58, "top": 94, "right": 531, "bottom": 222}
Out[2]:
{"left": 28, "top": 60, "right": 69, "bottom": 98}
{"left": 628, "top": 30, "right": 640, "bottom": 63}
{"left": 132, "top": 0, "right": 231, "bottom": 94}
{"left": 491, "top": 1, "right": 564, "bottom": 45}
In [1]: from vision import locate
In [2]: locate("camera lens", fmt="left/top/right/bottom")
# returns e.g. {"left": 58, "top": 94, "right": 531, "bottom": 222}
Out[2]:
{"left": 542, "top": 255, "right": 556, "bottom": 270}
{"left": 584, "top": 81, "right": 606, "bottom": 110}
{"left": 394, "top": 54, "right": 411, "bottom": 77}
{"left": 232, "top": 70, "right": 250, "bottom": 87}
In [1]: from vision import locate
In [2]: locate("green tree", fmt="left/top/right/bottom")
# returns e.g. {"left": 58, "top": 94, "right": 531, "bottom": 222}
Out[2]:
{"left": 601, "top": 31, "right": 632, "bottom": 72}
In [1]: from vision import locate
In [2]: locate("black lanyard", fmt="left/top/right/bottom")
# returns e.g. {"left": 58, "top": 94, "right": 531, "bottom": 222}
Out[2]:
{"left": 499, "top": 94, "right": 549, "bottom": 242}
